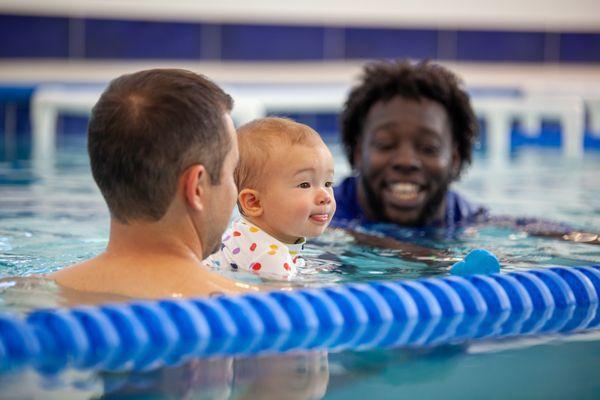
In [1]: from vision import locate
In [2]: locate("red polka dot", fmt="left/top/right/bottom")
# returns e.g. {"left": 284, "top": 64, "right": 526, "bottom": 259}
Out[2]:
{"left": 293, "top": 256, "right": 299, "bottom": 263}
{"left": 233, "top": 231, "right": 241, "bottom": 237}
{"left": 283, "top": 263, "right": 290, "bottom": 271}
{"left": 251, "top": 262, "right": 262, "bottom": 271}
{"left": 250, "top": 243, "right": 257, "bottom": 251}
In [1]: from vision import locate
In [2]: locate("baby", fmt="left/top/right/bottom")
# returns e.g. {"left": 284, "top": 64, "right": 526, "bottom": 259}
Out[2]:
{"left": 207, "top": 117, "right": 336, "bottom": 279}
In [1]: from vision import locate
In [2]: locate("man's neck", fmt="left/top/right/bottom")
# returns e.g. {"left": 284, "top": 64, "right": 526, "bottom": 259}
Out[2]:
{"left": 105, "top": 218, "right": 204, "bottom": 263}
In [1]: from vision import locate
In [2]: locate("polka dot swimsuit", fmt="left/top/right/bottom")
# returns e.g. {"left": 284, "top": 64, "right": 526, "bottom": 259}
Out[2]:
{"left": 207, "top": 217, "right": 306, "bottom": 280}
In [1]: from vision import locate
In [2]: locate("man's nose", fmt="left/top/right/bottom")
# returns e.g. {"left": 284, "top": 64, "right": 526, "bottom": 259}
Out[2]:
{"left": 392, "top": 143, "right": 420, "bottom": 171}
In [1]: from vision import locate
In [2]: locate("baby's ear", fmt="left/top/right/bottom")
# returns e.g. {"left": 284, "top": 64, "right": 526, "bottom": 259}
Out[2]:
{"left": 238, "top": 189, "right": 263, "bottom": 217}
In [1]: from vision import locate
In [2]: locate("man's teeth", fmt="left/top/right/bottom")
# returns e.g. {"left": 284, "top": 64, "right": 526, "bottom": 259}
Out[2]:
{"left": 390, "top": 183, "right": 420, "bottom": 200}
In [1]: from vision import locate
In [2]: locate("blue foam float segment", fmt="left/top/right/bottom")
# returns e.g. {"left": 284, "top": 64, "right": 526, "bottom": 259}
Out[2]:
{"left": 573, "top": 266, "right": 600, "bottom": 292}
{"left": 157, "top": 300, "right": 211, "bottom": 362}
{"left": 528, "top": 270, "right": 576, "bottom": 308}
{"left": 508, "top": 271, "right": 555, "bottom": 309}
{"left": 213, "top": 296, "right": 265, "bottom": 354}
{"left": 451, "top": 249, "right": 501, "bottom": 276}
{"left": 443, "top": 276, "right": 488, "bottom": 315}
{"left": 345, "top": 283, "right": 395, "bottom": 323}
{"left": 26, "top": 309, "right": 90, "bottom": 373}
{"left": 267, "top": 291, "right": 320, "bottom": 351}
{"left": 369, "top": 282, "right": 419, "bottom": 319}
{"left": 555, "top": 266, "right": 599, "bottom": 305}
{"left": 395, "top": 280, "right": 442, "bottom": 318}
{"left": 463, "top": 275, "right": 511, "bottom": 313}
{"left": 128, "top": 302, "right": 180, "bottom": 370}
{"left": 98, "top": 304, "right": 151, "bottom": 370}
{"left": 188, "top": 298, "right": 238, "bottom": 356}
{"left": 0, "top": 315, "right": 40, "bottom": 370}
{"left": 70, "top": 307, "right": 121, "bottom": 369}
{"left": 489, "top": 273, "right": 533, "bottom": 312}
{"left": 420, "top": 278, "right": 465, "bottom": 316}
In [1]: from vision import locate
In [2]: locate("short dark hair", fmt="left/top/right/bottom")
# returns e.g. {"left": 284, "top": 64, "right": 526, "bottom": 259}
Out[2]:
{"left": 341, "top": 60, "right": 478, "bottom": 176}
{"left": 88, "top": 68, "right": 233, "bottom": 223}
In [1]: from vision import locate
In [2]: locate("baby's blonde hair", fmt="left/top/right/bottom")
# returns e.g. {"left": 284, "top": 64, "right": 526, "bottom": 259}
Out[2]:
{"left": 235, "top": 117, "right": 324, "bottom": 194}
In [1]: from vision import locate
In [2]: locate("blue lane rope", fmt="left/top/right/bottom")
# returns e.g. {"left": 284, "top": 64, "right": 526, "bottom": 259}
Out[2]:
{"left": 0, "top": 265, "right": 599, "bottom": 373}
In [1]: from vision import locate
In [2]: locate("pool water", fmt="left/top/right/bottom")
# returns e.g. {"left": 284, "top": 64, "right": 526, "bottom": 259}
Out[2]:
{"left": 1, "top": 134, "right": 599, "bottom": 282}
{"left": 1, "top": 133, "right": 599, "bottom": 398}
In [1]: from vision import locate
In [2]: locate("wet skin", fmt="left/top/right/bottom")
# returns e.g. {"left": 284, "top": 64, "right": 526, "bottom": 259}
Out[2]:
{"left": 354, "top": 96, "right": 460, "bottom": 227}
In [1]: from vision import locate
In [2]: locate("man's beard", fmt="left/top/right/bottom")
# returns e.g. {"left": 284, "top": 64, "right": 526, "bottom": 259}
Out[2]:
{"left": 359, "top": 173, "right": 450, "bottom": 227}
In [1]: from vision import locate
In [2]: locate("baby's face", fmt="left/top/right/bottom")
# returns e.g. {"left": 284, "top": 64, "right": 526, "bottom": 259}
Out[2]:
{"left": 258, "top": 141, "right": 336, "bottom": 244}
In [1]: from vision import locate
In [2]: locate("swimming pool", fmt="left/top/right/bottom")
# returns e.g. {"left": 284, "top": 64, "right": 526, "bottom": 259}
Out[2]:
{"left": 1, "top": 133, "right": 599, "bottom": 398}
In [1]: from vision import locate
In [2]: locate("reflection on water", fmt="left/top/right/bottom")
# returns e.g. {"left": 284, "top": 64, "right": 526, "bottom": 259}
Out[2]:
{"left": 1, "top": 332, "right": 599, "bottom": 399}
{"left": 1, "top": 138, "right": 599, "bottom": 283}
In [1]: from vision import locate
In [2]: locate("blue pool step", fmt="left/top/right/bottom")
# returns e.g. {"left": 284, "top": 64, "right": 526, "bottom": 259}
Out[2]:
{"left": 0, "top": 265, "right": 599, "bottom": 373}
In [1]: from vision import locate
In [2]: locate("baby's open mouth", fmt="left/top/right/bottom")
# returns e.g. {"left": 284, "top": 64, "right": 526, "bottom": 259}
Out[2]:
{"left": 310, "top": 213, "right": 330, "bottom": 223}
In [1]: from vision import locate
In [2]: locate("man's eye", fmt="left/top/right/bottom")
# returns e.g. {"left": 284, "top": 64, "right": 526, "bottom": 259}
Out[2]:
{"left": 372, "top": 141, "right": 395, "bottom": 151}
{"left": 421, "top": 145, "right": 440, "bottom": 155}
{"left": 325, "top": 181, "right": 333, "bottom": 188}
{"left": 298, "top": 182, "right": 311, "bottom": 189}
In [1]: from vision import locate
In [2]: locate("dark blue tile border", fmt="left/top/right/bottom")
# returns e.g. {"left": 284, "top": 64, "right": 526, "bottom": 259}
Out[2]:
{"left": 345, "top": 28, "right": 438, "bottom": 60}
{"left": 0, "top": 13, "right": 599, "bottom": 63}
{"left": 221, "top": 24, "right": 326, "bottom": 60}
{"left": 559, "top": 33, "right": 600, "bottom": 63}
{"left": 457, "top": 30, "right": 546, "bottom": 62}
{"left": 0, "top": 14, "right": 70, "bottom": 58}
{"left": 84, "top": 18, "right": 203, "bottom": 60}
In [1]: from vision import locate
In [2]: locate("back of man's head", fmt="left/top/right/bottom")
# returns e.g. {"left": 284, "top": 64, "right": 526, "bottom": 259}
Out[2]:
{"left": 88, "top": 68, "right": 233, "bottom": 223}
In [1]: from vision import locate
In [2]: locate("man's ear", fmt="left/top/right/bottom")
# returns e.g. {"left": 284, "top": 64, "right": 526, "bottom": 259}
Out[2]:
{"left": 451, "top": 146, "right": 461, "bottom": 180}
{"left": 183, "top": 164, "right": 207, "bottom": 211}
{"left": 238, "top": 188, "right": 263, "bottom": 217}
{"left": 353, "top": 141, "right": 363, "bottom": 170}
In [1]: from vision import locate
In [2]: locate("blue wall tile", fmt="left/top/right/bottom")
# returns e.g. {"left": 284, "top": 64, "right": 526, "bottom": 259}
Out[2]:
{"left": 345, "top": 28, "right": 438, "bottom": 59}
{"left": 221, "top": 24, "right": 325, "bottom": 60}
{"left": 56, "top": 115, "right": 89, "bottom": 135}
{"left": 559, "top": 33, "right": 600, "bottom": 63}
{"left": 269, "top": 112, "right": 339, "bottom": 137}
{"left": 511, "top": 119, "right": 562, "bottom": 149}
{"left": 584, "top": 132, "right": 600, "bottom": 150}
{"left": 84, "top": 18, "right": 203, "bottom": 59}
{"left": 457, "top": 30, "right": 546, "bottom": 62}
{"left": 0, "top": 14, "right": 70, "bottom": 58}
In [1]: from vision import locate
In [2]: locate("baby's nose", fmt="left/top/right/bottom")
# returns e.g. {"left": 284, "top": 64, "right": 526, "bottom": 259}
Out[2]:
{"left": 317, "top": 188, "right": 332, "bottom": 205}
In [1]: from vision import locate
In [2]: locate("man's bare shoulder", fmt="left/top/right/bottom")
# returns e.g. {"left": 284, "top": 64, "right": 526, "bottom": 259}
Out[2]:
{"left": 50, "top": 257, "right": 106, "bottom": 287}
{"left": 49, "top": 255, "right": 255, "bottom": 300}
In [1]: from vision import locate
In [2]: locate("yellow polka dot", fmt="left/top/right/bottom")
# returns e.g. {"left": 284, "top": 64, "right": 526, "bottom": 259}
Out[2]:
{"left": 270, "top": 244, "right": 278, "bottom": 250}
{"left": 290, "top": 251, "right": 297, "bottom": 255}
{"left": 268, "top": 250, "right": 277, "bottom": 255}
{"left": 249, "top": 226, "right": 260, "bottom": 233}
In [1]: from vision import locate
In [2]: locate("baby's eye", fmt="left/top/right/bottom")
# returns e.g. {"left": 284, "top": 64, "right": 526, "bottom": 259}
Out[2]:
{"left": 298, "top": 182, "right": 311, "bottom": 189}
{"left": 325, "top": 181, "right": 333, "bottom": 188}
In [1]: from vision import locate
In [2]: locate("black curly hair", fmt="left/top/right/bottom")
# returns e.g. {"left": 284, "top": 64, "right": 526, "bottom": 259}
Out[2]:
{"left": 341, "top": 60, "right": 478, "bottom": 177}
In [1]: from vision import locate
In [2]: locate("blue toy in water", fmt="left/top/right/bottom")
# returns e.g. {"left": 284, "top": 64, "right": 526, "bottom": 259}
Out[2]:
{"left": 451, "top": 249, "right": 501, "bottom": 275}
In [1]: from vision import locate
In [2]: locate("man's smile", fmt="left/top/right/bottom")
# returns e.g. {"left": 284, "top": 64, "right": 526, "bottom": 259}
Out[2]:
{"left": 384, "top": 181, "right": 427, "bottom": 208}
